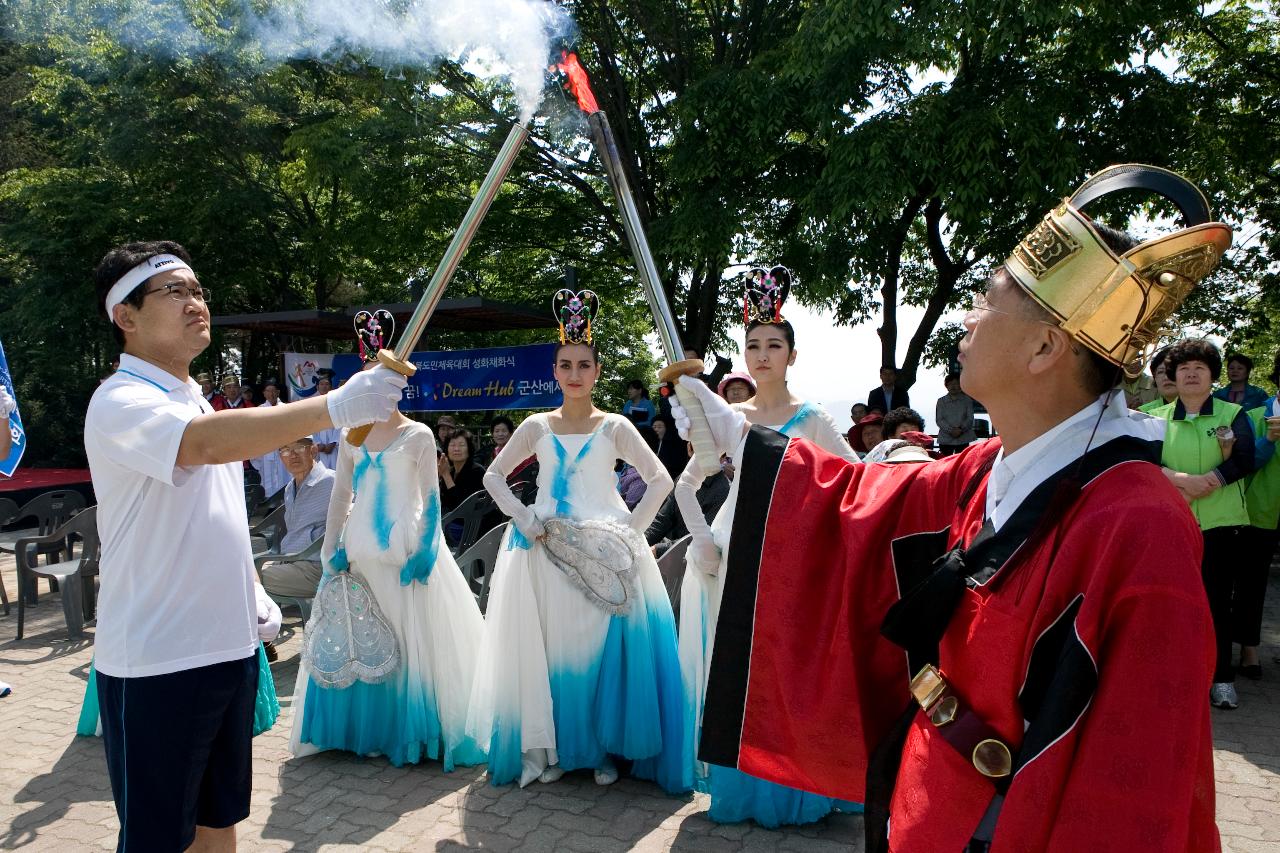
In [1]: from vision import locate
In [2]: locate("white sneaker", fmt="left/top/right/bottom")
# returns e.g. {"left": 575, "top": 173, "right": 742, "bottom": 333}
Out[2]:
{"left": 594, "top": 757, "right": 618, "bottom": 786}
{"left": 538, "top": 765, "right": 565, "bottom": 784}
{"left": 1210, "top": 682, "right": 1239, "bottom": 710}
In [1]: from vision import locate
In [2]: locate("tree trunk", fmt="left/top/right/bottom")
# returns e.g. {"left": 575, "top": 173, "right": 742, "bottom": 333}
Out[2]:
{"left": 877, "top": 194, "right": 927, "bottom": 371}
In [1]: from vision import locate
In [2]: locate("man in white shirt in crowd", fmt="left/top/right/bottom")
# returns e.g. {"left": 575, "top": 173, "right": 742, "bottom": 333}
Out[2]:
{"left": 258, "top": 436, "right": 334, "bottom": 630}
{"left": 85, "top": 240, "right": 405, "bottom": 853}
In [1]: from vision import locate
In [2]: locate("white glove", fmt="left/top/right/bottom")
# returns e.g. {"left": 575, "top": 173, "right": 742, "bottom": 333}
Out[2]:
{"left": 0, "top": 386, "right": 15, "bottom": 419}
{"left": 674, "top": 465, "right": 720, "bottom": 575}
{"left": 689, "top": 532, "right": 721, "bottom": 576}
{"left": 325, "top": 365, "right": 408, "bottom": 429}
{"left": 513, "top": 506, "right": 545, "bottom": 542}
{"left": 255, "top": 583, "right": 282, "bottom": 642}
{"left": 671, "top": 375, "right": 746, "bottom": 458}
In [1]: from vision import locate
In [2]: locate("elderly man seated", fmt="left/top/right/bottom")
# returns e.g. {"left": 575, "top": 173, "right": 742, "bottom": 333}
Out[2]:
{"left": 258, "top": 436, "right": 335, "bottom": 612}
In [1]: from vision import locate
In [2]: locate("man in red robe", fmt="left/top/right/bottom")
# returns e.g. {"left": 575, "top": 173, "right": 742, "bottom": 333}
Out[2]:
{"left": 672, "top": 165, "right": 1231, "bottom": 852}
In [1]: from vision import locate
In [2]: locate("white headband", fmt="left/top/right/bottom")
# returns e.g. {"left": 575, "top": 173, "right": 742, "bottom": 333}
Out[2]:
{"left": 104, "top": 254, "right": 194, "bottom": 317}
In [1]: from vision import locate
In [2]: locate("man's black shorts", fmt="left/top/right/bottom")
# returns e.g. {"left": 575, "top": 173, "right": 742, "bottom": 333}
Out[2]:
{"left": 97, "top": 654, "right": 258, "bottom": 851}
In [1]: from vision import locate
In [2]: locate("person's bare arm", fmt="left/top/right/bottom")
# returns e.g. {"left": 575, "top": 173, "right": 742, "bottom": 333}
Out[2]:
{"left": 177, "top": 396, "right": 334, "bottom": 466}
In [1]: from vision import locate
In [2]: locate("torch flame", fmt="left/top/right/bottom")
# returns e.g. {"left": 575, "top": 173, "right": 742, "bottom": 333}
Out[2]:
{"left": 550, "top": 51, "right": 600, "bottom": 115}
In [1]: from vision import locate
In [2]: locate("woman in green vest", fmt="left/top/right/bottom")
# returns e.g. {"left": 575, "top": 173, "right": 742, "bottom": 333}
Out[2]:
{"left": 1137, "top": 345, "right": 1178, "bottom": 414}
{"left": 1239, "top": 351, "right": 1280, "bottom": 680}
{"left": 1154, "top": 339, "right": 1256, "bottom": 710}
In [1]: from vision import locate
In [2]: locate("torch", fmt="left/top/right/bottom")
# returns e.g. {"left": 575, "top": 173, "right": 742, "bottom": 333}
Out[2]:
{"left": 346, "top": 122, "right": 530, "bottom": 447}
{"left": 551, "top": 52, "right": 721, "bottom": 476}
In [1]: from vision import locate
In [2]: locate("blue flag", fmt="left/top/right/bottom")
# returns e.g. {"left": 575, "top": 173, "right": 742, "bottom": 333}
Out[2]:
{"left": 0, "top": 338, "right": 26, "bottom": 477}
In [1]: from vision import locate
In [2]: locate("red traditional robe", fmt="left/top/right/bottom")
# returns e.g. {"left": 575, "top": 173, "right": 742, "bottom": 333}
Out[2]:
{"left": 701, "top": 427, "right": 1219, "bottom": 852}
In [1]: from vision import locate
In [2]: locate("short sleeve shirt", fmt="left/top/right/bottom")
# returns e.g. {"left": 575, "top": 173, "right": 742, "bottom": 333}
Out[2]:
{"left": 85, "top": 353, "right": 257, "bottom": 677}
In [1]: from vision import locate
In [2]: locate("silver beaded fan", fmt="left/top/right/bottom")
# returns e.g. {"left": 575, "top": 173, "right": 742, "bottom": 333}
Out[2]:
{"left": 541, "top": 518, "right": 642, "bottom": 616}
{"left": 303, "top": 571, "right": 400, "bottom": 689}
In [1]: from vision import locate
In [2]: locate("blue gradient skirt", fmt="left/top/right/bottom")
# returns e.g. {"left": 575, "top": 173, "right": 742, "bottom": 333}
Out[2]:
{"left": 468, "top": 525, "right": 692, "bottom": 792}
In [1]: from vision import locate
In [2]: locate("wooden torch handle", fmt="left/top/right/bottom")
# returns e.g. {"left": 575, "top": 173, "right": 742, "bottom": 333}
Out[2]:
{"left": 658, "top": 358, "right": 722, "bottom": 478}
{"left": 344, "top": 349, "right": 418, "bottom": 447}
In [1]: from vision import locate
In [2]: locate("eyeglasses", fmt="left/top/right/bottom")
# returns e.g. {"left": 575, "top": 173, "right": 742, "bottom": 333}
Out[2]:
{"left": 277, "top": 444, "right": 312, "bottom": 456}
{"left": 967, "top": 292, "right": 1017, "bottom": 317}
{"left": 143, "top": 283, "right": 211, "bottom": 304}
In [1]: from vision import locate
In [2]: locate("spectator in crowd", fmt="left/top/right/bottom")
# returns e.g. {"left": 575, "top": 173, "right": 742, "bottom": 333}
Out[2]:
{"left": 439, "top": 428, "right": 486, "bottom": 514}
{"left": 1139, "top": 346, "right": 1178, "bottom": 413}
{"left": 1124, "top": 348, "right": 1166, "bottom": 408}
{"left": 882, "top": 405, "right": 926, "bottom": 439}
{"left": 1238, "top": 350, "right": 1280, "bottom": 680}
{"left": 847, "top": 411, "right": 884, "bottom": 455}
{"left": 240, "top": 385, "right": 256, "bottom": 407}
{"left": 867, "top": 365, "right": 909, "bottom": 414}
{"left": 213, "top": 374, "right": 254, "bottom": 411}
{"left": 1215, "top": 353, "right": 1269, "bottom": 411}
{"left": 862, "top": 431, "right": 935, "bottom": 464}
{"left": 436, "top": 415, "right": 458, "bottom": 447}
{"left": 257, "top": 437, "right": 336, "bottom": 657}
{"left": 618, "top": 461, "right": 648, "bottom": 510}
{"left": 623, "top": 379, "right": 657, "bottom": 428}
{"left": 1156, "top": 339, "right": 1256, "bottom": 710}
{"left": 311, "top": 375, "right": 340, "bottom": 469}
{"left": 935, "top": 373, "right": 977, "bottom": 455}
{"left": 487, "top": 415, "right": 514, "bottom": 464}
{"left": 196, "top": 371, "right": 223, "bottom": 407}
{"left": 845, "top": 403, "right": 869, "bottom": 447}
{"left": 717, "top": 371, "right": 756, "bottom": 404}
{"left": 252, "top": 380, "right": 288, "bottom": 497}
{"left": 649, "top": 414, "right": 688, "bottom": 482}
{"left": 489, "top": 414, "right": 537, "bottom": 491}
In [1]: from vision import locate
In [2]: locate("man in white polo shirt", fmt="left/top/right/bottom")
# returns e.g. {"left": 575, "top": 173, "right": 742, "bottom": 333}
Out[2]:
{"left": 85, "top": 240, "right": 406, "bottom": 853}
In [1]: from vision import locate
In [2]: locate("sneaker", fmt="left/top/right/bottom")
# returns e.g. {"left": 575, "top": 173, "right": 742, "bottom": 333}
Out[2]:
{"left": 1210, "top": 682, "right": 1239, "bottom": 710}
{"left": 538, "top": 765, "right": 565, "bottom": 784}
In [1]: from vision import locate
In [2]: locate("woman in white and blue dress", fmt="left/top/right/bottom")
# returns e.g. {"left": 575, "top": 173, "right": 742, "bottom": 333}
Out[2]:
{"left": 466, "top": 289, "right": 691, "bottom": 793}
{"left": 288, "top": 400, "right": 486, "bottom": 769}
{"left": 675, "top": 266, "right": 860, "bottom": 827}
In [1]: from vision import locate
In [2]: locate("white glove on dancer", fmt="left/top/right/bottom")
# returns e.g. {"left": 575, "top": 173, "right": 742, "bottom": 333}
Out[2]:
{"left": 325, "top": 365, "right": 408, "bottom": 429}
{"left": 0, "top": 386, "right": 16, "bottom": 419}
{"left": 512, "top": 505, "right": 545, "bottom": 542}
{"left": 255, "top": 583, "right": 282, "bottom": 643}
{"left": 670, "top": 375, "right": 747, "bottom": 457}
{"left": 674, "top": 465, "right": 720, "bottom": 576}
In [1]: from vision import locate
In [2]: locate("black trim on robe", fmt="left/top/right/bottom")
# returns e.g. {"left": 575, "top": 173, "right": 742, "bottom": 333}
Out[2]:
{"left": 1015, "top": 594, "right": 1098, "bottom": 775}
{"left": 698, "top": 425, "right": 790, "bottom": 767}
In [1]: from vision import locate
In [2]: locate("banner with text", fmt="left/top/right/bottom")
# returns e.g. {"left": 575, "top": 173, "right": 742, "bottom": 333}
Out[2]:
{"left": 286, "top": 344, "right": 561, "bottom": 411}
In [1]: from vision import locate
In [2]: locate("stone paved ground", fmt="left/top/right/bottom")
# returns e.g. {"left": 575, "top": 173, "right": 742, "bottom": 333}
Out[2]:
{"left": 1, "top": 552, "right": 1277, "bottom": 852}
